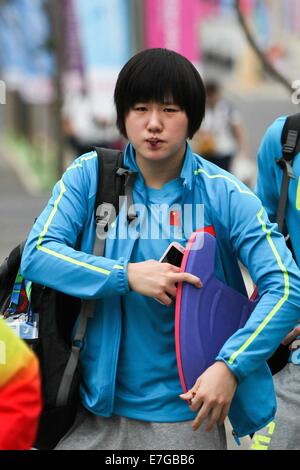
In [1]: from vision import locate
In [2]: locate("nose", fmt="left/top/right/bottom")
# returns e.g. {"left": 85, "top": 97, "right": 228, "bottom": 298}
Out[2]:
{"left": 147, "top": 109, "right": 163, "bottom": 133}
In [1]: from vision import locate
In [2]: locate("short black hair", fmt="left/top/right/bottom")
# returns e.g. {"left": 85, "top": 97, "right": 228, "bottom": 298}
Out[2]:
{"left": 114, "top": 48, "right": 206, "bottom": 139}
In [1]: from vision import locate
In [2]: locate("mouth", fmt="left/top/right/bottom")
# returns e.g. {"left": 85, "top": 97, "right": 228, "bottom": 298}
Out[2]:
{"left": 146, "top": 138, "right": 164, "bottom": 145}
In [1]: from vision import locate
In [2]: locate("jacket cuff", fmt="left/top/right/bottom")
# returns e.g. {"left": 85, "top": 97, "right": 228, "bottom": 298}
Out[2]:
{"left": 116, "top": 257, "right": 130, "bottom": 295}
{"left": 215, "top": 356, "right": 242, "bottom": 384}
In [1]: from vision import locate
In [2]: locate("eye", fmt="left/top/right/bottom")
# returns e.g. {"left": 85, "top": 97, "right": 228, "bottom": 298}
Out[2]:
{"left": 133, "top": 105, "right": 147, "bottom": 112}
{"left": 164, "top": 107, "right": 179, "bottom": 113}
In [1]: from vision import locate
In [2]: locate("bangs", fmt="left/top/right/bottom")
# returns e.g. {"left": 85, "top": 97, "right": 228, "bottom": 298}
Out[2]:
{"left": 125, "top": 60, "right": 187, "bottom": 109}
{"left": 121, "top": 49, "right": 195, "bottom": 110}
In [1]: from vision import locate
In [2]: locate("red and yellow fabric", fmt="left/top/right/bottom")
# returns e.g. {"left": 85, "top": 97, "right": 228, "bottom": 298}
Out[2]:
{"left": 0, "top": 317, "right": 41, "bottom": 450}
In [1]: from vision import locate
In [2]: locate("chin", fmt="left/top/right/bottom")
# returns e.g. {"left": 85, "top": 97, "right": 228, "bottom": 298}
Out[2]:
{"left": 144, "top": 152, "right": 171, "bottom": 161}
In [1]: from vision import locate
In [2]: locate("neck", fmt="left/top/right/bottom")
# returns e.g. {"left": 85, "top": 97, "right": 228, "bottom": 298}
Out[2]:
{"left": 135, "top": 146, "right": 186, "bottom": 189}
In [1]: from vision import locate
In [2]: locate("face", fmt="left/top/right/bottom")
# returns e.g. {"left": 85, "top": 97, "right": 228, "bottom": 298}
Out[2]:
{"left": 125, "top": 101, "right": 189, "bottom": 165}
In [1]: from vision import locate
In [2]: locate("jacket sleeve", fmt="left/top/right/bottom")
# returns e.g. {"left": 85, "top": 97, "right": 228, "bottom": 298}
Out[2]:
{"left": 20, "top": 154, "right": 129, "bottom": 299}
{"left": 216, "top": 179, "right": 300, "bottom": 383}
{"left": 255, "top": 117, "right": 286, "bottom": 223}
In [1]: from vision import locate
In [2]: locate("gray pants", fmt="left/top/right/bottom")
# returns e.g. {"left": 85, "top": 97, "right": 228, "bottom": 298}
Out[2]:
{"left": 55, "top": 405, "right": 227, "bottom": 450}
{"left": 251, "top": 363, "right": 300, "bottom": 450}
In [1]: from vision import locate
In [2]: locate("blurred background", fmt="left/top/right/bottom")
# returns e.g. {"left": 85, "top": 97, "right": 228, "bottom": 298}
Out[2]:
{"left": 0, "top": 0, "right": 299, "bottom": 450}
{"left": 0, "top": 0, "right": 299, "bottom": 258}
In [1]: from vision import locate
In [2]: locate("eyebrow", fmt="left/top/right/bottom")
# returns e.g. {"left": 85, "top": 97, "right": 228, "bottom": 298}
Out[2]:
{"left": 162, "top": 98, "right": 176, "bottom": 105}
{"left": 132, "top": 99, "right": 178, "bottom": 106}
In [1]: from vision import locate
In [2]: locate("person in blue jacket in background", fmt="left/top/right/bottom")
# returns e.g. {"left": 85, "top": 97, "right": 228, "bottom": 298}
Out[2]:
{"left": 251, "top": 116, "right": 300, "bottom": 450}
{"left": 21, "top": 49, "right": 300, "bottom": 450}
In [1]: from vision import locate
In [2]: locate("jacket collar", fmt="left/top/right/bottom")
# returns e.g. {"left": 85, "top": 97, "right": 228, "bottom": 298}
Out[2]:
{"left": 123, "top": 142, "right": 194, "bottom": 191}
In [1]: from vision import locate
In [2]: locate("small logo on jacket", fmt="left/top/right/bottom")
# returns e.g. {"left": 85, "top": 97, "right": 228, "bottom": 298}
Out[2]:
{"left": 169, "top": 210, "right": 181, "bottom": 226}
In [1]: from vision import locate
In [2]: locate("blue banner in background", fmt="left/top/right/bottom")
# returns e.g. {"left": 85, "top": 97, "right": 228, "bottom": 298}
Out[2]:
{"left": 71, "top": 0, "right": 132, "bottom": 120}
{"left": 0, "top": 0, "right": 53, "bottom": 77}
{"left": 0, "top": 7, "right": 22, "bottom": 71}
{"left": 0, "top": 0, "right": 54, "bottom": 102}
{"left": 74, "top": 0, "right": 132, "bottom": 70}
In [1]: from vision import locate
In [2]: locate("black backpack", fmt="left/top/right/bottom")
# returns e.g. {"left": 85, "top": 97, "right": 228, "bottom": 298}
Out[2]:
{"left": 0, "top": 147, "right": 136, "bottom": 449}
{"left": 267, "top": 113, "right": 300, "bottom": 375}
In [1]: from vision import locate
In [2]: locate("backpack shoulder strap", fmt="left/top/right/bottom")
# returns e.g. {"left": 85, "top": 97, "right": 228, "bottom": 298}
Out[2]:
{"left": 93, "top": 147, "right": 137, "bottom": 250}
{"left": 280, "top": 113, "right": 300, "bottom": 162}
{"left": 56, "top": 147, "right": 135, "bottom": 407}
{"left": 4, "top": 149, "right": 135, "bottom": 409}
{"left": 0, "top": 242, "right": 25, "bottom": 306}
{"left": 276, "top": 114, "right": 300, "bottom": 232}
{"left": 94, "top": 147, "right": 125, "bottom": 221}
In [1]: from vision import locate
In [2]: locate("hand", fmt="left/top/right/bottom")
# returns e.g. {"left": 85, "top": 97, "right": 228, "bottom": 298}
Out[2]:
{"left": 127, "top": 260, "right": 202, "bottom": 306}
{"left": 281, "top": 322, "right": 300, "bottom": 346}
{"left": 180, "top": 361, "right": 237, "bottom": 432}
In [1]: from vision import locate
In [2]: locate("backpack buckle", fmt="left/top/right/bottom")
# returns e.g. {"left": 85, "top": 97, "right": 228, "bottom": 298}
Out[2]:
{"left": 72, "top": 339, "right": 83, "bottom": 350}
{"left": 282, "top": 130, "right": 299, "bottom": 159}
{"left": 117, "top": 168, "right": 136, "bottom": 188}
{"left": 116, "top": 167, "right": 129, "bottom": 178}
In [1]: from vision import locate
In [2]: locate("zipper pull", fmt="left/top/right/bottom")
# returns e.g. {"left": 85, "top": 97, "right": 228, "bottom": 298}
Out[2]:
{"left": 232, "top": 430, "right": 241, "bottom": 446}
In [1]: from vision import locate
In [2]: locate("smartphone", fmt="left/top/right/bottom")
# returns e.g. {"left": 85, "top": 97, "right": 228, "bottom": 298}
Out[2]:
{"left": 155, "top": 242, "right": 185, "bottom": 305}
{"left": 159, "top": 241, "right": 185, "bottom": 268}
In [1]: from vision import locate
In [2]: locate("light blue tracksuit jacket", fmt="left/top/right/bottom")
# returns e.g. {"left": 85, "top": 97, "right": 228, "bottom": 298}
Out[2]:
{"left": 21, "top": 143, "right": 300, "bottom": 438}
{"left": 256, "top": 116, "right": 300, "bottom": 265}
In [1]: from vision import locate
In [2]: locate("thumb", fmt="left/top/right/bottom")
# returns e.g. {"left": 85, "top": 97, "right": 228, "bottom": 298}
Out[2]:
{"left": 179, "top": 390, "right": 196, "bottom": 401}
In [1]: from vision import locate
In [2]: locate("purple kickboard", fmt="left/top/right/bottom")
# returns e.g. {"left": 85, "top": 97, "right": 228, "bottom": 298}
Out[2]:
{"left": 178, "top": 232, "right": 257, "bottom": 391}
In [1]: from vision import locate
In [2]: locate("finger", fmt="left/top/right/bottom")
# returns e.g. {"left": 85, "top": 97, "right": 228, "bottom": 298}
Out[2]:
{"left": 187, "top": 384, "right": 205, "bottom": 412}
{"left": 156, "top": 293, "right": 173, "bottom": 306}
{"left": 179, "top": 390, "right": 197, "bottom": 402}
{"left": 282, "top": 326, "right": 300, "bottom": 345}
{"left": 164, "top": 263, "right": 181, "bottom": 273}
{"left": 192, "top": 403, "right": 210, "bottom": 431}
{"left": 281, "top": 333, "right": 293, "bottom": 346}
{"left": 205, "top": 405, "right": 222, "bottom": 432}
{"left": 173, "top": 272, "right": 202, "bottom": 287}
{"left": 189, "top": 393, "right": 204, "bottom": 412}
{"left": 218, "top": 403, "right": 230, "bottom": 425}
{"left": 165, "top": 285, "right": 177, "bottom": 299}
{"left": 180, "top": 384, "right": 199, "bottom": 406}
